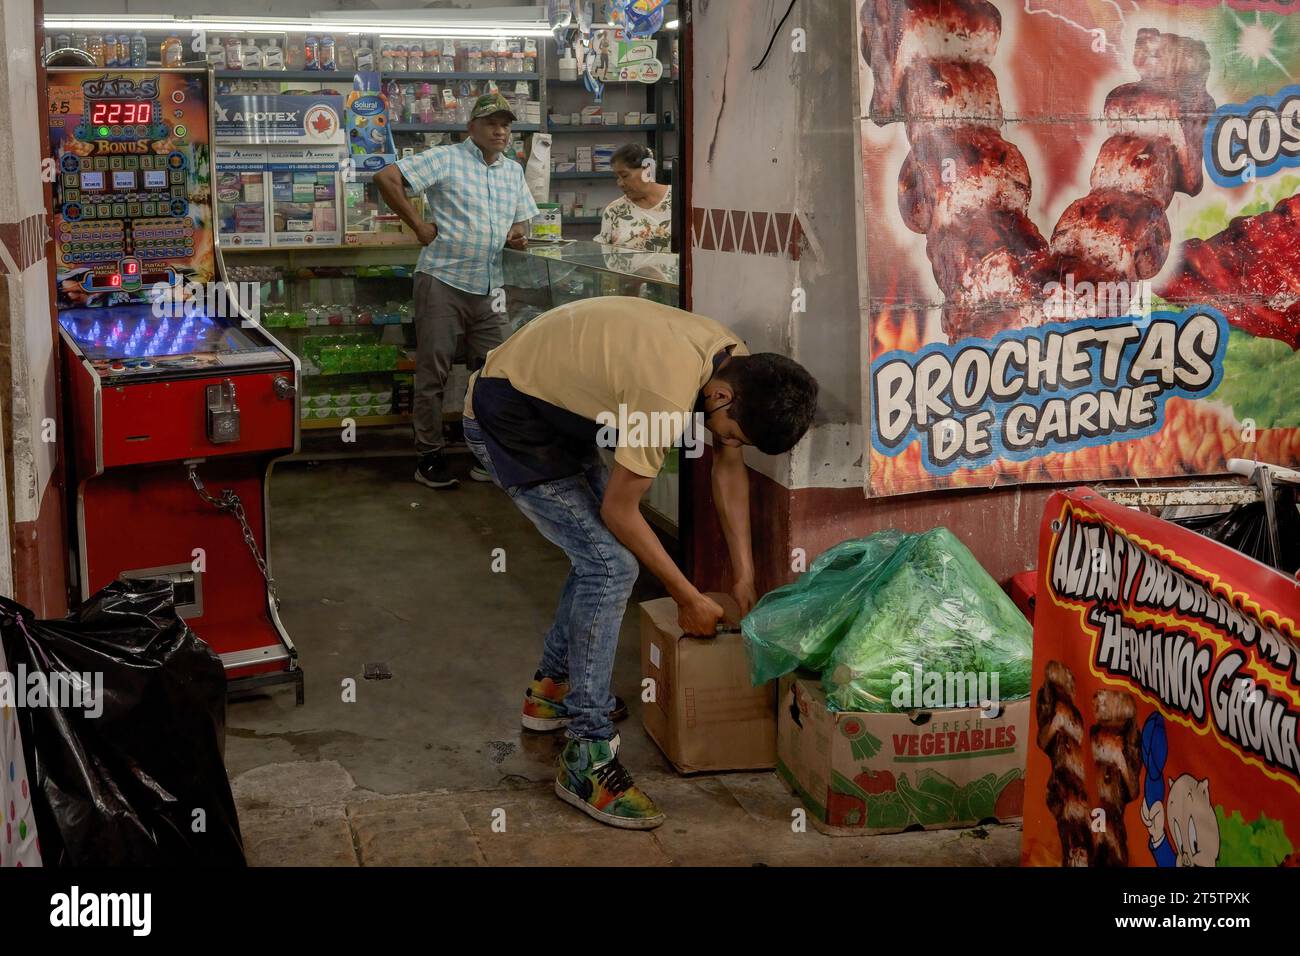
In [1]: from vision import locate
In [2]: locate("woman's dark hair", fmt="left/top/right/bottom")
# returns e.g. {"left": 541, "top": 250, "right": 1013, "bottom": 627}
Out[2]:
{"left": 611, "top": 142, "right": 655, "bottom": 171}
{"left": 718, "top": 353, "right": 819, "bottom": 455}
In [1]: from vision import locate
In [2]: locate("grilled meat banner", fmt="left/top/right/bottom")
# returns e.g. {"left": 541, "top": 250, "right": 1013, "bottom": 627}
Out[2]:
{"left": 1022, "top": 487, "right": 1300, "bottom": 866}
{"left": 857, "top": 0, "right": 1300, "bottom": 496}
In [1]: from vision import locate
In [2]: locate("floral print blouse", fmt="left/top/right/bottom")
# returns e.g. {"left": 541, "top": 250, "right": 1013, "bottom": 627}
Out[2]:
{"left": 594, "top": 187, "right": 672, "bottom": 252}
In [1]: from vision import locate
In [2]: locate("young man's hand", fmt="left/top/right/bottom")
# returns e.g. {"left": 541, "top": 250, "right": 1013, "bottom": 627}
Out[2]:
{"left": 506, "top": 223, "right": 528, "bottom": 249}
{"left": 678, "top": 591, "right": 724, "bottom": 636}
{"left": 414, "top": 221, "right": 438, "bottom": 246}
{"left": 731, "top": 577, "right": 757, "bottom": 617}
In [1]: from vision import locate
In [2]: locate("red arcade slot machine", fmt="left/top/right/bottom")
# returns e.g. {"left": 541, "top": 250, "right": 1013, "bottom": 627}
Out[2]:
{"left": 48, "top": 66, "right": 304, "bottom": 703}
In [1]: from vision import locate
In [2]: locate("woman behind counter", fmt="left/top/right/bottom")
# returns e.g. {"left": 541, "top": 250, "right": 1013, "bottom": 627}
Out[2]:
{"left": 594, "top": 143, "right": 672, "bottom": 252}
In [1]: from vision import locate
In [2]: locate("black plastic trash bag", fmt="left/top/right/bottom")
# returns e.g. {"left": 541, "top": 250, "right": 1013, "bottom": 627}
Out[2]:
{"left": 0, "top": 579, "right": 245, "bottom": 866}
{"left": 1167, "top": 488, "right": 1300, "bottom": 575}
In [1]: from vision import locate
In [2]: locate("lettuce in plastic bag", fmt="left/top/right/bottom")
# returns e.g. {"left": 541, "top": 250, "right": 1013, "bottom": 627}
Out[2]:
{"left": 821, "top": 528, "right": 1033, "bottom": 712}
{"left": 741, "top": 530, "right": 905, "bottom": 685}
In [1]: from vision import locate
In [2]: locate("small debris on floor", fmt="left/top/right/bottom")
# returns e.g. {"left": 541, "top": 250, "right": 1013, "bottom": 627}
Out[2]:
{"left": 363, "top": 662, "right": 393, "bottom": 681}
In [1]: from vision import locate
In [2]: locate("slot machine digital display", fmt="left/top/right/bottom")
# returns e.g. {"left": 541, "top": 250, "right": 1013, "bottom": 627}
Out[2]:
{"left": 48, "top": 67, "right": 302, "bottom": 701}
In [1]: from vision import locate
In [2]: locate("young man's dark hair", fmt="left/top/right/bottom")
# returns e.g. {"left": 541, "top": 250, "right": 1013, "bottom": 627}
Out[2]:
{"left": 714, "top": 353, "right": 819, "bottom": 455}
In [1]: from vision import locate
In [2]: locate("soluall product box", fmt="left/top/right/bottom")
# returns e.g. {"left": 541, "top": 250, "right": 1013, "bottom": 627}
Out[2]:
{"left": 640, "top": 594, "right": 777, "bottom": 773}
{"left": 778, "top": 674, "right": 1027, "bottom": 836}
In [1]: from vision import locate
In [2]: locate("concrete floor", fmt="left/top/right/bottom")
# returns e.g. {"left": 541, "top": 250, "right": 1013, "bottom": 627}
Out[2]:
{"left": 225, "top": 454, "right": 1021, "bottom": 866}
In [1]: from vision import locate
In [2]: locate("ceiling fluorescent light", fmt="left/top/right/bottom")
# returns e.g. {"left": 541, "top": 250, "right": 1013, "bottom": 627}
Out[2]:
{"left": 43, "top": 15, "right": 555, "bottom": 38}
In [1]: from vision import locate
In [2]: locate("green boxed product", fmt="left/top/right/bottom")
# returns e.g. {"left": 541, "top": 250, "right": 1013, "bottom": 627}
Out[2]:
{"left": 317, "top": 347, "right": 344, "bottom": 375}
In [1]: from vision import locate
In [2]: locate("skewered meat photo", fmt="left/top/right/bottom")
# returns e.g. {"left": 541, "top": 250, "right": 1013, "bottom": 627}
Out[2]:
{"left": 861, "top": 0, "right": 1002, "bottom": 123}
{"left": 1050, "top": 190, "right": 1171, "bottom": 282}
{"left": 1035, "top": 661, "right": 1090, "bottom": 867}
{"left": 858, "top": 0, "right": 1300, "bottom": 496}
{"left": 899, "top": 126, "right": 1030, "bottom": 233}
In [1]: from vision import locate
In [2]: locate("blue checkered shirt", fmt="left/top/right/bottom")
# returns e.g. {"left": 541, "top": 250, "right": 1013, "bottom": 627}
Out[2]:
{"left": 397, "top": 138, "right": 539, "bottom": 295}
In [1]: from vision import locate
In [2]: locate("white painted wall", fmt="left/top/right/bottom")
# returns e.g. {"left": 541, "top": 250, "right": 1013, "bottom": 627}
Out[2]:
{"left": 691, "top": 0, "right": 860, "bottom": 490}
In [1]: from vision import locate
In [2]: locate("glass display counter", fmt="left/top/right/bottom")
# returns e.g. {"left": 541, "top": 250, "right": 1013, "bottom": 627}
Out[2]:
{"left": 503, "top": 241, "right": 681, "bottom": 535}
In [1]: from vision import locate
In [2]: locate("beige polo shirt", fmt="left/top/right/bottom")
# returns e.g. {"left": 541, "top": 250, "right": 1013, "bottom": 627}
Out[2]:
{"left": 464, "top": 296, "right": 747, "bottom": 477}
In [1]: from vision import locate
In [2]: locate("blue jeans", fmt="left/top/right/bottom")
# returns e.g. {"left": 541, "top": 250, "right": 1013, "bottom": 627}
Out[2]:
{"left": 463, "top": 415, "right": 637, "bottom": 741}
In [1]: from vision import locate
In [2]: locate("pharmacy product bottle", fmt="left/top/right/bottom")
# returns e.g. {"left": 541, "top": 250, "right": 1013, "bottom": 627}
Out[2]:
{"left": 355, "top": 38, "right": 374, "bottom": 71}
{"left": 408, "top": 44, "right": 423, "bottom": 73}
{"left": 224, "top": 36, "right": 243, "bottom": 70}
{"left": 242, "top": 37, "right": 263, "bottom": 70}
{"left": 262, "top": 38, "right": 285, "bottom": 71}
{"left": 207, "top": 36, "right": 225, "bottom": 67}
{"left": 160, "top": 35, "right": 184, "bottom": 67}
{"left": 419, "top": 83, "right": 434, "bottom": 124}
{"left": 319, "top": 35, "right": 336, "bottom": 71}
{"left": 87, "top": 35, "right": 106, "bottom": 67}
{"left": 304, "top": 36, "right": 319, "bottom": 70}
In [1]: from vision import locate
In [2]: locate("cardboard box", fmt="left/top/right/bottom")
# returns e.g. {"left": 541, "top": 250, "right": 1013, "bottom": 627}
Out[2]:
{"left": 777, "top": 674, "right": 1028, "bottom": 836}
{"left": 640, "top": 594, "right": 777, "bottom": 774}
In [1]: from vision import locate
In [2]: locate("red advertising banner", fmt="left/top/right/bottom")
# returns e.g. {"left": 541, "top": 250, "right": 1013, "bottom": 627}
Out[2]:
{"left": 1022, "top": 487, "right": 1300, "bottom": 866}
{"left": 856, "top": 0, "right": 1300, "bottom": 496}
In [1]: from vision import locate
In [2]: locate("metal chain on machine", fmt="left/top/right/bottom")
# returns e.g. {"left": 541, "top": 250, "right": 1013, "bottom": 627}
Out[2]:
{"left": 187, "top": 464, "right": 280, "bottom": 607}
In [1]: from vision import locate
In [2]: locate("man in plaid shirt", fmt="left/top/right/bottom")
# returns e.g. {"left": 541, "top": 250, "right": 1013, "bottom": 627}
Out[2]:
{"left": 376, "top": 93, "right": 539, "bottom": 488}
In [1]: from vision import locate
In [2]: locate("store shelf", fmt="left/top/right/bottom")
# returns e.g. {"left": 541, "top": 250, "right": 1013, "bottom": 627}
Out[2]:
{"left": 302, "top": 413, "right": 410, "bottom": 430}
{"left": 549, "top": 124, "right": 663, "bottom": 133}
{"left": 215, "top": 70, "right": 354, "bottom": 82}
{"left": 392, "top": 122, "right": 540, "bottom": 132}
{"left": 384, "top": 71, "right": 539, "bottom": 82}
{"left": 551, "top": 171, "right": 616, "bottom": 179}
{"left": 548, "top": 78, "right": 677, "bottom": 87}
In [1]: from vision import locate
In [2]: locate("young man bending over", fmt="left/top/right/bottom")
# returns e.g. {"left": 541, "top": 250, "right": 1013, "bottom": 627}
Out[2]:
{"left": 463, "top": 296, "right": 818, "bottom": 829}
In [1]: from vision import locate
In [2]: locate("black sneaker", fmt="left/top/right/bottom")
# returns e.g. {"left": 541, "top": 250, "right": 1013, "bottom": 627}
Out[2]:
{"left": 414, "top": 453, "right": 458, "bottom": 489}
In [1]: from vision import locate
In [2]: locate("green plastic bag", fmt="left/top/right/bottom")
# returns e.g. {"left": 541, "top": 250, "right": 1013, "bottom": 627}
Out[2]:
{"left": 740, "top": 530, "right": 906, "bottom": 685}
{"left": 821, "top": 527, "right": 1032, "bottom": 712}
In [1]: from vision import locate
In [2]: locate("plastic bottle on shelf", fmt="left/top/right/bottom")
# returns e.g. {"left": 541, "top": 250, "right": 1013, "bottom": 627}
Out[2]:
{"left": 402, "top": 84, "right": 416, "bottom": 123}
{"left": 116, "top": 35, "right": 132, "bottom": 68}
{"left": 262, "top": 38, "right": 285, "bottom": 70}
{"left": 206, "top": 35, "right": 225, "bottom": 67}
{"left": 424, "top": 40, "right": 440, "bottom": 73}
{"left": 242, "top": 37, "right": 263, "bottom": 70}
{"left": 224, "top": 36, "right": 243, "bottom": 70}
{"left": 160, "top": 35, "right": 184, "bottom": 67}
{"left": 379, "top": 43, "right": 394, "bottom": 72}
{"left": 385, "top": 80, "right": 403, "bottom": 120}
{"left": 419, "top": 82, "right": 434, "bottom": 124}
{"left": 87, "top": 35, "right": 106, "bottom": 67}
{"left": 523, "top": 39, "right": 537, "bottom": 74}
{"left": 304, "top": 36, "right": 319, "bottom": 70}
{"left": 356, "top": 38, "right": 375, "bottom": 71}
{"left": 320, "top": 35, "right": 336, "bottom": 71}
{"left": 408, "top": 43, "right": 423, "bottom": 73}
{"left": 441, "top": 40, "right": 456, "bottom": 73}
{"left": 392, "top": 44, "right": 409, "bottom": 72}
{"left": 337, "top": 37, "right": 354, "bottom": 71}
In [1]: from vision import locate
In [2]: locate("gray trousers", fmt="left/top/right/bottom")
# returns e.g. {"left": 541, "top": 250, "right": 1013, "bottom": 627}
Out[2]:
{"left": 413, "top": 272, "right": 508, "bottom": 455}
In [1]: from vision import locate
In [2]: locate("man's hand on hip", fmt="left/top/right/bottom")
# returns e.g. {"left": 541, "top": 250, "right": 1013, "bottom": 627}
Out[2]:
{"left": 414, "top": 221, "right": 438, "bottom": 246}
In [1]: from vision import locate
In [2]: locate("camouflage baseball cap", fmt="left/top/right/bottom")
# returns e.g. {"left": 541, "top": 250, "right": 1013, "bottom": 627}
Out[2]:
{"left": 470, "top": 92, "right": 517, "bottom": 121}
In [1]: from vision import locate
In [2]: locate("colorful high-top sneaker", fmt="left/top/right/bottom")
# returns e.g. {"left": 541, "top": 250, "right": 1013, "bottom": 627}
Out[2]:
{"left": 521, "top": 671, "right": 629, "bottom": 731}
{"left": 555, "top": 735, "right": 665, "bottom": 830}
